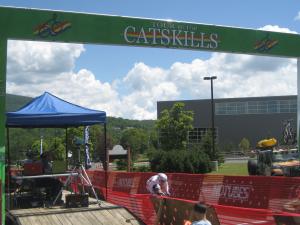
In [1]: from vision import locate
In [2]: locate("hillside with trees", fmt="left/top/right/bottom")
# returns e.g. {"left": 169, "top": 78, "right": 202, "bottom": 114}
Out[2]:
{"left": 6, "top": 93, "right": 33, "bottom": 112}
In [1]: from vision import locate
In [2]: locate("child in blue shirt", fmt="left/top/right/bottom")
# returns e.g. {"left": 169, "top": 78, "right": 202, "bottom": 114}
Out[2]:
{"left": 191, "top": 203, "right": 212, "bottom": 225}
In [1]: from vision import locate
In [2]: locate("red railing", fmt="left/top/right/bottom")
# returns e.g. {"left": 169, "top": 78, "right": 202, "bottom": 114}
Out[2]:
{"left": 83, "top": 171, "right": 300, "bottom": 224}
{"left": 7, "top": 167, "right": 300, "bottom": 224}
{"left": 65, "top": 170, "right": 300, "bottom": 224}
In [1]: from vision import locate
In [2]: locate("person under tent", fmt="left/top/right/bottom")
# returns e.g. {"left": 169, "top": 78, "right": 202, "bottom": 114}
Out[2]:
{"left": 35, "top": 151, "right": 63, "bottom": 204}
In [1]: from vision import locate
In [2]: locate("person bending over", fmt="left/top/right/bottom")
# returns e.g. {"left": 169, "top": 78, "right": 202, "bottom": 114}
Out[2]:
{"left": 146, "top": 173, "right": 170, "bottom": 196}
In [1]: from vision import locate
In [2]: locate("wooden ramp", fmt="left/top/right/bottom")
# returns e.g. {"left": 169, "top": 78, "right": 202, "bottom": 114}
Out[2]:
{"left": 7, "top": 200, "right": 144, "bottom": 225}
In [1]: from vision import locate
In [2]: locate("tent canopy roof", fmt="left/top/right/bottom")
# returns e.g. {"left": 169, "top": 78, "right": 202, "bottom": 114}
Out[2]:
{"left": 6, "top": 92, "right": 106, "bottom": 128}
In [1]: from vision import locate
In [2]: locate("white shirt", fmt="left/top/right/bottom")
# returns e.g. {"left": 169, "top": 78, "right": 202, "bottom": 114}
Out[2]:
{"left": 146, "top": 175, "right": 170, "bottom": 195}
{"left": 191, "top": 220, "right": 212, "bottom": 225}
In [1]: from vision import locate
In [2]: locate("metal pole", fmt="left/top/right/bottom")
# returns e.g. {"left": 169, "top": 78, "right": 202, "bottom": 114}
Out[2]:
{"left": 6, "top": 128, "right": 11, "bottom": 209}
{"left": 204, "top": 76, "right": 217, "bottom": 160}
{"left": 65, "top": 128, "right": 68, "bottom": 170}
{"left": 127, "top": 146, "right": 131, "bottom": 172}
{"left": 40, "top": 129, "right": 43, "bottom": 155}
{"left": 211, "top": 78, "right": 215, "bottom": 160}
{"left": 104, "top": 123, "right": 108, "bottom": 200}
{"left": 297, "top": 58, "right": 300, "bottom": 154}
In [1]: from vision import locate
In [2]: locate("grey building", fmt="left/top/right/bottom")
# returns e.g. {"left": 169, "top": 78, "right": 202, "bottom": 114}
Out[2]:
{"left": 157, "top": 95, "right": 297, "bottom": 148}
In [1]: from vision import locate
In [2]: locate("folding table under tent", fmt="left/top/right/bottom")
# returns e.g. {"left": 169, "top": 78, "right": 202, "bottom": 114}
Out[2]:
{"left": 5, "top": 91, "right": 108, "bottom": 202}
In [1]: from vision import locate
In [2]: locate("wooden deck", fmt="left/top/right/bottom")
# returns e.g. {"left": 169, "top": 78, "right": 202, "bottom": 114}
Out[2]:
{"left": 7, "top": 196, "right": 144, "bottom": 225}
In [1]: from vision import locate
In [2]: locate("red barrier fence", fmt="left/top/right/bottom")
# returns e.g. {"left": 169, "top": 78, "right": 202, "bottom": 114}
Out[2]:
{"left": 7, "top": 169, "right": 300, "bottom": 224}
{"left": 214, "top": 204, "right": 275, "bottom": 225}
{"left": 84, "top": 171, "right": 300, "bottom": 225}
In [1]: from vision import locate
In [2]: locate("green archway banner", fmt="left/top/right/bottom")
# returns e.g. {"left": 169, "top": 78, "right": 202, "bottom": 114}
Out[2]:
{"left": 0, "top": 6, "right": 300, "bottom": 224}
{"left": 0, "top": 7, "right": 300, "bottom": 57}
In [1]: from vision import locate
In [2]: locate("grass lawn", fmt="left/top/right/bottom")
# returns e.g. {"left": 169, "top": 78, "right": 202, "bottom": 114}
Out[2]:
{"left": 209, "top": 162, "right": 248, "bottom": 176}
{"left": 136, "top": 153, "right": 149, "bottom": 162}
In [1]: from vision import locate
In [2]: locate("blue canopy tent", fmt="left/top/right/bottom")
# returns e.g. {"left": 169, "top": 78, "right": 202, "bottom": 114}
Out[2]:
{"left": 6, "top": 92, "right": 108, "bottom": 200}
{"left": 6, "top": 92, "right": 106, "bottom": 128}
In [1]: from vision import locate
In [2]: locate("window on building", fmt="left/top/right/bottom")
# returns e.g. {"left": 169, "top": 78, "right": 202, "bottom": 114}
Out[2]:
{"left": 215, "top": 99, "right": 296, "bottom": 115}
{"left": 188, "top": 127, "right": 218, "bottom": 144}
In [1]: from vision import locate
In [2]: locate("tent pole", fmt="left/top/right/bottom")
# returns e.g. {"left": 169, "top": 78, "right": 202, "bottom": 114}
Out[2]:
{"left": 6, "top": 128, "right": 11, "bottom": 209}
{"left": 40, "top": 128, "right": 43, "bottom": 155}
{"left": 104, "top": 123, "right": 108, "bottom": 200}
{"left": 54, "top": 128, "right": 57, "bottom": 151}
{"left": 65, "top": 128, "right": 68, "bottom": 170}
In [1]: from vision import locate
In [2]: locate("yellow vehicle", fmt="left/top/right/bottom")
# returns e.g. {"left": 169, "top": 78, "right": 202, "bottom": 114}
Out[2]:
{"left": 248, "top": 138, "right": 300, "bottom": 176}
{"left": 256, "top": 138, "right": 277, "bottom": 149}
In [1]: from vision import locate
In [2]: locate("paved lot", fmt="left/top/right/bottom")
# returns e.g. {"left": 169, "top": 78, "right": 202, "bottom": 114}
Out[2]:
{"left": 224, "top": 157, "right": 249, "bottom": 164}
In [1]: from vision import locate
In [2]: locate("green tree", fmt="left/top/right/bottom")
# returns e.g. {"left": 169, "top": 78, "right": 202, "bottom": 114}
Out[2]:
{"left": 149, "top": 129, "right": 158, "bottom": 149}
{"left": 200, "top": 130, "right": 213, "bottom": 159}
{"left": 120, "top": 128, "right": 148, "bottom": 159}
{"left": 48, "top": 137, "right": 65, "bottom": 160}
{"left": 239, "top": 138, "right": 250, "bottom": 154}
{"left": 31, "top": 139, "right": 49, "bottom": 156}
{"left": 8, "top": 128, "right": 38, "bottom": 161}
{"left": 156, "top": 102, "right": 194, "bottom": 151}
{"left": 89, "top": 125, "right": 113, "bottom": 162}
{"left": 149, "top": 149, "right": 211, "bottom": 173}
{"left": 199, "top": 130, "right": 223, "bottom": 161}
{"left": 221, "top": 142, "right": 236, "bottom": 153}
{"left": 66, "top": 127, "right": 84, "bottom": 165}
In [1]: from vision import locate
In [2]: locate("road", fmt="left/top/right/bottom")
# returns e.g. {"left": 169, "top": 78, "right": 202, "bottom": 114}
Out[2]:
{"left": 224, "top": 157, "right": 249, "bottom": 164}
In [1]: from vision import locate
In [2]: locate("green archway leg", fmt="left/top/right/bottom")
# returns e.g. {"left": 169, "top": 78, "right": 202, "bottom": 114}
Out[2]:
{"left": 0, "top": 38, "right": 7, "bottom": 225}
{"left": 297, "top": 58, "right": 300, "bottom": 152}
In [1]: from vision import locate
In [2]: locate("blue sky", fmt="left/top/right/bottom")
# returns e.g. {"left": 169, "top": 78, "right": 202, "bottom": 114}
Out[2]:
{"left": 1, "top": 1, "right": 300, "bottom": 119}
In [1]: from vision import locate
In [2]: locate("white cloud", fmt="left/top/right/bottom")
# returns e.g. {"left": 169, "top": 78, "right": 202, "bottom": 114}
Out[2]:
{"left": 6, "top": 25, "right": 298, "bottom": 120}
{"left": 169, "top": 53, "right": 296, "bottom": 100}
{"left": 259, "top": 25, "right": 298, "bottom": 34}
{"left": 6, "top": 68, "right": 121, "bottom": 116}
{"left": 121, "top": 63, "right": 180, "bottom": 119}
{"left": 6, "top": 40, "right": 123, "bottom": 117}
{"left": 123, "top": 62, "right": 167, "bottom": 91}
{"left": 120, "top": 51, "right": 296, "bottom": 118}
{"left": 295, "top": 11, "right": 300, "bottom": 21}
{"left": 7, "top": 41, "right": 84, "bottom": 82}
